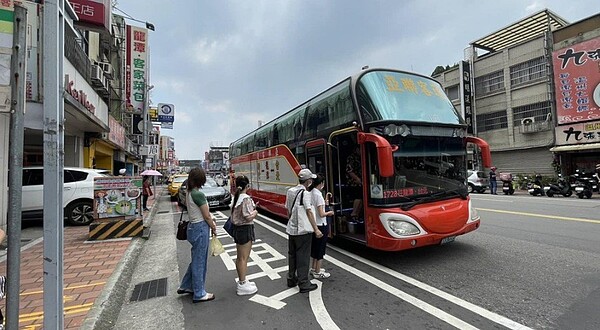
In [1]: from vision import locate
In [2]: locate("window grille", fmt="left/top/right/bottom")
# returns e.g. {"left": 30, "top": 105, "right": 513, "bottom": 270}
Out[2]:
{"left": 476, "top": 110, "right": 507, "bottom": 132}
{"left": 510, "top": 57, "right": 547, "bottom": 86}
{"left": 474, "top": 70, "right": 504, "bottom": 95}
{"left": 512, "top": 101, "right": 551, "bottom": 126}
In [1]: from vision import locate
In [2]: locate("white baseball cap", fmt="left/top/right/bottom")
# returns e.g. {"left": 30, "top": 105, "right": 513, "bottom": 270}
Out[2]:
{"left": 119, "top": 168, "right": 126, "bottom": 174}
{"left": 298, "top": 169, "right": 317, "bottom": 180}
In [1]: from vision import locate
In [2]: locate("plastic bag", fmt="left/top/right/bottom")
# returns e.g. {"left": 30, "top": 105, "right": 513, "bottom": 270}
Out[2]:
{"left": 209, "top": 236, "right": 225, "bottom": 256}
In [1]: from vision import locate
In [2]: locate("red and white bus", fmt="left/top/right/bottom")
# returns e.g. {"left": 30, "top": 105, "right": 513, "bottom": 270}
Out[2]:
{"left": 229, "top": 68, "right": 491, "bottom": 251}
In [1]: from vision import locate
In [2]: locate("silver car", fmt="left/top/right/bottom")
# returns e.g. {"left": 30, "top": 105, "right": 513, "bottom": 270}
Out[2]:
{"left": 178, "top": 177, "right": 232, "bottom": 210}
{"left": 467, "top": 170, "right": 489, "bottom": 194}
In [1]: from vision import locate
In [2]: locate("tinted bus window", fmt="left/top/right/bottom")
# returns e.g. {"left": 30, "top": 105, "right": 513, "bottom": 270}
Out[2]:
{"left": 305, "top": 81, "right": 355, "bottom": 138}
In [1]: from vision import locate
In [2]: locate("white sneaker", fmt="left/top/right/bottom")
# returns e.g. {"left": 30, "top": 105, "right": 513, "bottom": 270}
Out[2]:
{"left": 236, "top": 281, "right": 258, "bottom": 296}
{"left": 312, "top": 270, "right": 330, "bottom": 279}
{"left": 310, "top": 268, "right": 325, "bottom": 275}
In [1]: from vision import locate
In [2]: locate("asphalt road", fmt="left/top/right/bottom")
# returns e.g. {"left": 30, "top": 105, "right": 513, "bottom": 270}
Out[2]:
{"left": 171, "top": 191, "right": 600, "bottom": 330}
{"left": 14, "top": 190, "right": 600, "bottom": 329}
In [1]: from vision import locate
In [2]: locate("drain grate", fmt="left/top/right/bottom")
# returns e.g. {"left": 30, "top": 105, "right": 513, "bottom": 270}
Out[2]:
{"left": 130, "top": 277, "right": 168, "bottom": 302}
{"left": 157, "top": 210, "right": 169, "bottom": 214}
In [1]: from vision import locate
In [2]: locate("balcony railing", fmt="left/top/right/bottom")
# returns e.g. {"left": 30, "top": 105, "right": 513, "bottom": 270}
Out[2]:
{"left": 65, "top": 27, "right": 91, "bottom": 81}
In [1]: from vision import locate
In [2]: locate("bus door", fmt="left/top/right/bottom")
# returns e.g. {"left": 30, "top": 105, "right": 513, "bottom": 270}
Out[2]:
{"left": 328, "top": 132, "right": 366, "bottom": 243}
{"left": 305, "top": 139, "right": 332, "bottom": 231}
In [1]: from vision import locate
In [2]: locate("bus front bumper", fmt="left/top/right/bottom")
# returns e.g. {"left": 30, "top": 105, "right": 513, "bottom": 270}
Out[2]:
{"left": 367, "top": 220, "right": 480, "bottom": 252}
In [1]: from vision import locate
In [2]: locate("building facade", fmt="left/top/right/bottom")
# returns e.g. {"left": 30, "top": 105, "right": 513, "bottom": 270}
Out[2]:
{"left": 0, "top": 0, "right": 157, "bottom": 227}
{"left": 435, "top": 10, "right": 572, "bottom": 176}
{"left": 549, "top": 14, "right": 600, "bottom": 175}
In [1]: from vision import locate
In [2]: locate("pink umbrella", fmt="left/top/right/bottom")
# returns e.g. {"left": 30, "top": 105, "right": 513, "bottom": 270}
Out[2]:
{"left": 141, "top": 169, "right": 162, "bottom": 176}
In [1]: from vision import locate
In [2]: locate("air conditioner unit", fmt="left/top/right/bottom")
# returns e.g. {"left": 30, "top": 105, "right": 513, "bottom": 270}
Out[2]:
{"left": 99, "top": 62, "right": 113, "bottom": 78}
{"left": 521, "top": 117, "right": 535, "bottom": 125}
{"left": 91, "top": 65, "right": 104, "bottom": 86}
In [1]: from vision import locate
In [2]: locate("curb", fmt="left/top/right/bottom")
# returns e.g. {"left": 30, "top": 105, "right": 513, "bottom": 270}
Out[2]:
{"left": 80, "top": 189, "right": 162, "bottom": 330}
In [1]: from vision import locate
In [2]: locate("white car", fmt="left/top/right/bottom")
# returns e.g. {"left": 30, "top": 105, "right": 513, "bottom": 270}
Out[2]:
{"left": 21, "top": 167, "right": 110, "bottom": 225}
{"left": 467, "top": 170, "right": 489, "bottom": 194}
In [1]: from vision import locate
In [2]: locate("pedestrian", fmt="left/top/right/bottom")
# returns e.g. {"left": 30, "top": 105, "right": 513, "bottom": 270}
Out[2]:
{"left": 142, "top": 176, "right": 153, "bottom": 211}
{"left": 231, "top": 175, "right": 259, "bottom": 296}
{"left": 285, "top": 168, "right": 322, "bottom": 293}
{"left": 489, "top": 166, "right": 497, "bottom": 195}
{"left": 308, "top": 174, "right": 334, "bottom": 279}
{"left": 177, "top": 167, "right": 217, "bottom": 303}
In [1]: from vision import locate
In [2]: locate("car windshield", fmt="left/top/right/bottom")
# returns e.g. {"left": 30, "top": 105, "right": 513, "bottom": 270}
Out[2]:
{"left": 366, "top": 135, "right": 467, "bottom": 207}
{"left": 173, "top": 176, "right": 187, "bottom": 183}
{"left": 203, "top": 178, "right": 218, "bottom": 188}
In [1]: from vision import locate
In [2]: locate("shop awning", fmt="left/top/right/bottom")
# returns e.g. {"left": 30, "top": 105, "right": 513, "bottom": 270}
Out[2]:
{"left": 549, "top": 143, "right": 600, "bottom": 152}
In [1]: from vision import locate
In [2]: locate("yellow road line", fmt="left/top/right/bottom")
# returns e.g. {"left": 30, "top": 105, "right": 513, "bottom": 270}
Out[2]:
{"left": 476, "top": 208, "right": 600, "bottom": 224}
{"left": 19, "top": 303, "right": 93, "bottom": 322}
{"left": 20, "top": 281, "right": 106, "bottom": 296}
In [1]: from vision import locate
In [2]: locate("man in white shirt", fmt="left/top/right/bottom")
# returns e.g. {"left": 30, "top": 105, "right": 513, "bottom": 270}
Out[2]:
{"left": 285, "top": 168, "right": 322, "bottom": 293}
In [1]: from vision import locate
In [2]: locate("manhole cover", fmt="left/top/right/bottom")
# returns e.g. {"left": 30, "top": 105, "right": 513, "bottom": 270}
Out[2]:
{"left": 130, "top": 278, "right": 168, "bottom": 302}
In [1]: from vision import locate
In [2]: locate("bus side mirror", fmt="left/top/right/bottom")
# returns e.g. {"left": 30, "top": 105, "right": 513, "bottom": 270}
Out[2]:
{"left": 358, "top": 132, "right": 396, "bottom": 177}
{"left": 466, "top": 136, "right": 492, "bottom": 168}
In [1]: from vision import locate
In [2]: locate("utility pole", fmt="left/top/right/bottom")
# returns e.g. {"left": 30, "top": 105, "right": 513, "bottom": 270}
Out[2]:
{"left": 43, "top": 0, "right": 66, "bottom": 328}
{"left": 6, "top": 5, "right": 27, "bottom": 330}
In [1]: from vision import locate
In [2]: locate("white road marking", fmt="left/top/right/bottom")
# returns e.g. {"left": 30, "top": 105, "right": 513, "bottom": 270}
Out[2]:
{"left": 250, "top": 286, "right": 299, "bottom": 310}
{"left": 309, "top": 280, "right": 341, "bottom": 330}
{"left": 256, "top": 215, "right": 533, "bottom": 330}
{"left": 326, "top": 247, "right": 532, "bottom": 330}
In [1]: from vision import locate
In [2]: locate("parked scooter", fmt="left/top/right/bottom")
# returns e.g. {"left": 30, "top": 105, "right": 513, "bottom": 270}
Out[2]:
{"left": 572, "top": 170, "right": 593, "bottom": 199}
{"left": 527, "top": 174, "right": 544, "bottom": 196}
{"left": 545, "top": 174, "right": 572, "bottom": 197}
{"left": 499, "top": 172, "right": 514, "bottom": 195}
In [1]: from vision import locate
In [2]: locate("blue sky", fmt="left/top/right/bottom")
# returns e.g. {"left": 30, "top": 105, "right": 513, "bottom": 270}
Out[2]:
{"left": 114, "top": 0, "right": 599, "bottom": 160}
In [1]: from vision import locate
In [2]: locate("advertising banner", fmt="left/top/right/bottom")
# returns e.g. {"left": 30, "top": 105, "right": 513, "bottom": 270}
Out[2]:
{"left": 552, "top": 36, "right": 600, "bottom": 124}
{"left": 157, "top": 103, "right": 175, "bottom": 122}
{"left": 0, "top": 1, "right": 13, "bottom": 49}
{"left": 68, "top": 0, "right": 111, "bottom": 30}
{"left": 108, "top": 116, "right": 125, "bottom": 149}
{"left": 149, "top": 106, "right": 158, "bottom": 121}
{"left": 93, "top": 176, "right": 142, "bottom": 219}
{"left": 554, "top": 119, "right": 600, "bottom": 146}
{"left": 126, "top": 25, "right": 148, "bottom": 115}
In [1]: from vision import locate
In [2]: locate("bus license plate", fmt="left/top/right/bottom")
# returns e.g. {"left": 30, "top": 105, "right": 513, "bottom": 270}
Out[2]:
{"left": 440, "top": 236, "right": 456, "bottom": 245}
{"left": 209, "top": 201, "right": 219, "bottom": 206}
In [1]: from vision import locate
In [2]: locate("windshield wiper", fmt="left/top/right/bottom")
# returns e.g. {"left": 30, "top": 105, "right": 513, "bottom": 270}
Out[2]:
{"left": 401, "top": 188, "right": 468, "bottom": 211}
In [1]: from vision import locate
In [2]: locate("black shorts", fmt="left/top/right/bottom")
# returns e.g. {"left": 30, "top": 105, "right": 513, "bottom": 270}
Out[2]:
{"left": 310, "top": 225, "right": 329, "bottom": 260}
{"left": 233, "top": 224, "right": 255, "bottom": 245}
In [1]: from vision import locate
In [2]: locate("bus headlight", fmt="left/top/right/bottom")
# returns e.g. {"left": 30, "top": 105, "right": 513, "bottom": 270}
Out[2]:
{"left": 387, "top": 220, "right": 420, "bottom": 236}
{"left": 468, "top": 202, "right": 479, "bottom": 222}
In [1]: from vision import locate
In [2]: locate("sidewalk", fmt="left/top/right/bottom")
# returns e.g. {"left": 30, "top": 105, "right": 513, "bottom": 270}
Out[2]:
{"left": 0, "top": 186, "right": 164, "bottom": 329}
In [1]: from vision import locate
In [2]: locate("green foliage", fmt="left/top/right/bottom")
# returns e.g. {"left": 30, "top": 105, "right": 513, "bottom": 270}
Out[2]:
{"left": 514, "top": 173, "right": 558, "bottom": 189}
{"left": 430, "top": 63, "right": 459, "bottom": 77}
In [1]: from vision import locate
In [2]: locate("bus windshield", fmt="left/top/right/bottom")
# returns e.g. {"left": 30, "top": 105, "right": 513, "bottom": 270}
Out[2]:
{"left": 357, "top": 70, "right": 462, "bottom": 125}
{"left": 366, "top": 135, "right": 467, "bottom": 207}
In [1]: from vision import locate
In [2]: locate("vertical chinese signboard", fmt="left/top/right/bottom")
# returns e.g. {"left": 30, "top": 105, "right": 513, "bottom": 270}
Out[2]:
{"left": 126, "top": 25, "right": 148, "bottom": 114}
{"left": 459, "top": 60, "right": 473, "bottom": 134}
{"left": 552, "top": 36, "right": 600, "bottom": 125}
